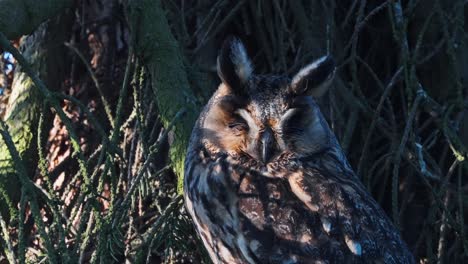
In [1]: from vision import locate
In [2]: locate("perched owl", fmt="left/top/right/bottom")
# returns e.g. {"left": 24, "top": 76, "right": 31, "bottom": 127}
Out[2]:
{"left": 184, "top": 38, "right": 414, "bottom": 263}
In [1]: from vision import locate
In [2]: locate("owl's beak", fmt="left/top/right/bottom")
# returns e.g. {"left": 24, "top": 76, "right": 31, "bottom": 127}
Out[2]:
{"left": 259, "top": 127, "right": 278, "bottom": 164}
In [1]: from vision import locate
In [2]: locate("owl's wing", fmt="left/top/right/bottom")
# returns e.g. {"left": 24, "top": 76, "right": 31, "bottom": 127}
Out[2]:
{"left": 185, "top": 148, "right": 415, "bottom": 263}
{"left": 185, "top": 151, "right": 261, "bottom": 264}
{"left": 286, "top": 155, "right": 415, "bottom": 263}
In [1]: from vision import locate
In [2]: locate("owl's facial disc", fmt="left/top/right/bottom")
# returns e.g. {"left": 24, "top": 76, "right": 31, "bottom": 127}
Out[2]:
{"left": 204, "top": 38, "right": 336, "bottom": 162}
{"left": 201, "top": 82, "right": 335, "bottom": 165}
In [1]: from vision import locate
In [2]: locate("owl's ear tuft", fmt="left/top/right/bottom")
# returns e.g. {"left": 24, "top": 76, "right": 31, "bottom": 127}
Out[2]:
{"left": 217, "top": 37, "right": 253, "bottom": 91}
{"left": 290, "top": 56, "right": 335, "bottom": 97}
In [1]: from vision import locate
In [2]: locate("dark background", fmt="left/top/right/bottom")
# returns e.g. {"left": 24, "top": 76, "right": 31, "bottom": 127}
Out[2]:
{"left": 0, "top": 0, "right": 467, "bottom": 263}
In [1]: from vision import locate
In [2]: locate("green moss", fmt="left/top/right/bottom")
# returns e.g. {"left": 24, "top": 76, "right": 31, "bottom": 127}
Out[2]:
{"left": 0, "top": 0, "right": 72, "bottom": 39}
{"left": 127, "top": 0, "right": 200, "bottom": 194}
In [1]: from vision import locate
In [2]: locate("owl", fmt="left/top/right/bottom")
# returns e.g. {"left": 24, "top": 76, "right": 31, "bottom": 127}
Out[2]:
{"left": 184, "top": 38, "right": 414, "bottom": 264}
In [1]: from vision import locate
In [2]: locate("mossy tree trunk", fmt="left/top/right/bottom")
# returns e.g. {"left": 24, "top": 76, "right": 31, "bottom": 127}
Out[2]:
{"left": 126, "top": 0, "right": 200, "bottom": 192}
{"left": 0, "top": 0, "right": 72, "bottom": 39}
{"left": 0, "top": 12, "right": 73, "bottom": 219}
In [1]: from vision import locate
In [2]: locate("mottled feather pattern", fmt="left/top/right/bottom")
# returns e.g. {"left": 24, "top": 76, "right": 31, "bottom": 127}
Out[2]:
{"left": 184, "top": 38, "right": 414, "bottom": 263}
{"left": 185, "top": 141, "right": 413, "bottom": 263}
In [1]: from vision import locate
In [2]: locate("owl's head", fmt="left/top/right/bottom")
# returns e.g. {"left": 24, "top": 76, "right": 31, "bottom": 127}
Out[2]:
{"left": 199, "top": 38, "right": 335, "bottom": 164}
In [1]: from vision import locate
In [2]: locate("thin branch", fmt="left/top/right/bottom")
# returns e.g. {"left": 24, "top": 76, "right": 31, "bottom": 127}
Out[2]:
{"left": 64, "top": 42, "right": 115, "bottom": 127}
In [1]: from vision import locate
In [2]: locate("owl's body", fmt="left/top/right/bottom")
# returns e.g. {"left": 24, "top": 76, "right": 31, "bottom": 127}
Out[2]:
{"left": 184, "top": 39, "right": 414, "bottom": 263}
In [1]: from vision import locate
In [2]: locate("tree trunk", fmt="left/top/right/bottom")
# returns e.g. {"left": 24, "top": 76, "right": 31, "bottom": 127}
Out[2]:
{"left": 0, "top": 0, "right": 73, "bottom": 39}
{"left": 0, "top": 12, "right": 73, "bottom": 219}
{"left": 126, "top": 0, "right": 200, "bottom": 192}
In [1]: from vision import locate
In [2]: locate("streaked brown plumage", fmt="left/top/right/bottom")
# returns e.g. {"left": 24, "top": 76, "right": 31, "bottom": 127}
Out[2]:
{"left": 184, "top": 38, "right": 414, "bottom": 263}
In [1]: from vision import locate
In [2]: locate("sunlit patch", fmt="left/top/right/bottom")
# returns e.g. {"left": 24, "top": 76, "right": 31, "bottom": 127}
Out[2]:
{"left": 213, "top": 164, "right": 222, "bottom": 174}
{"left": 230, "top": 39, "right": 253, "bottom": 83}
{"left": 321, "top": 217, "right": 332, "bottom": 233}
{"left": 345, "top": 236, "right": 362, "bottom": 256}
{"left": 218, "top": 244, "right": 236, "bottom": 263}
{"left": 278, "top": 108, "right": 298, "bottom": 127}
{"left": 237, "top": 235, "right": 257, "bottom": 264}
{"left": 300, "top": 233, "right": 313, "bottom": 243}
{"left": 288, "top": 172, "right": 319, "bottom": 211}
{"left": 291, "top": 56, "right": 328, "bottom": 87}
{"left": 266, "top": 117, "right": 278, "bottom": 128}
{"left": 235, "top": 108, "right": 259, "bottom": 134}
{"left": 249, "top": 240, "right": 260, "bottom": 252}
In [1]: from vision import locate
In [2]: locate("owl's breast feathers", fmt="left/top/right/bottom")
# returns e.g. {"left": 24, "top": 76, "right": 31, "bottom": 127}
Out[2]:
{"left": 184, "top": 147, "right": 414, "bottom": 264}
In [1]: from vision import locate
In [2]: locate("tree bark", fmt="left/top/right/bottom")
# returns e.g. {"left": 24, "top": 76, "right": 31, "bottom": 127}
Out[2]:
{"left": 0, "top": 12, "right": 73, "bottom": 218}
{"left": 126, "top": 0, "right": 200, "bottom": 192}
{"left": 0, "top": 0, "right": 73, "bottom": 39}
